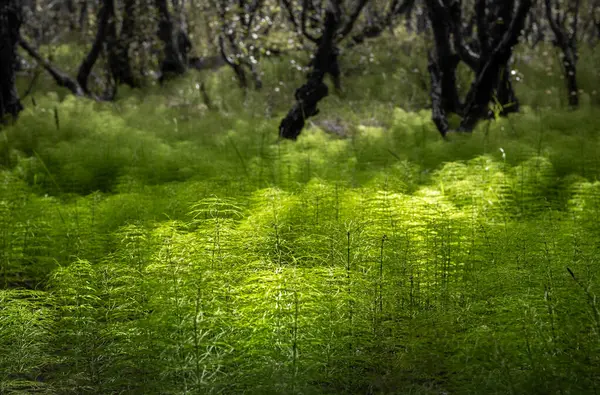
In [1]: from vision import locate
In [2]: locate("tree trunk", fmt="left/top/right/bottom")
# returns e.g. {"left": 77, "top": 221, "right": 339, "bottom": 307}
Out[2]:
{"left": 78, "top": 0, "right": 88, "bottom": 31}
{"left": 107, "top": 0, "right": 137, "bottom": 87}
{"left": 460, "top": 0, "right": 532, "bottom": 132}
{"left": 77, "top": 0, "right": 112, "bottom": 94}
{"left": 489, "top": 1, "right": 519, "bottom": 115}
{"left": 495, "top": 62, "right": 520, "bottom": 116}
{"left": 20, "top": 39, "right": 86, "bottom": 97}
{"left": 65, "top": 0, "right": 78, "bottom": 30}
{"left": 562, "top": 50, "right": 579, "bottom": 107}
{"left": 415, "top": 5, "right": 429, "bottom": 33}
{"left": 544, "top": 0, "right": 580, "bottom": 108}
{"left": 426, "top": 0, "right": 531, "bottom": 136}
{"left": 425, "top": 0, "right": 462, "bottom": 115}
{"left": 279, "top": 5, "right": 340, "bottom": 140}
{"left": 219, "top": 35, "right": 248, "bottom": 88}
{"left": 405, "top": 0, "right": 414, "bottom": 32}
{"left": 428, "top": 53, "right": 450, "bottom": 136}
{"left": 0, "top": 0, "right": 23, "bottom": 124}
{"left": 155, "top": 0, "right": 187, "bottom": 82}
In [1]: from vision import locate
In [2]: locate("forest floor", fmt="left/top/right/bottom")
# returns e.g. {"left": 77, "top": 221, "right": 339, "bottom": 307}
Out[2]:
{"left": 1, "top": 40, "right": 600, "bottom": 394}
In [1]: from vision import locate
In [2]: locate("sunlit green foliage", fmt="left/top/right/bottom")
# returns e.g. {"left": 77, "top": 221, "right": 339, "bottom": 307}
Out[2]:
{"left": 2, "top": 94, "right": 600, "bottom": 393}
{"left": 3, "top": 30, "right": 600, "bottom": 393}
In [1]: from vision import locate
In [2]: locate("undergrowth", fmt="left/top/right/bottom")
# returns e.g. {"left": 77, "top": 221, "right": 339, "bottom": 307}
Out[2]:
{"left": 2, "top": 33, "right": 600, "bottom": 394}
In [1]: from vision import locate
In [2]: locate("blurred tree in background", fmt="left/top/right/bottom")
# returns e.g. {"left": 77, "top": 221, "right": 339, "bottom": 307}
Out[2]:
{"left": 4, "top": 0, "right": 600, "bottom": 135}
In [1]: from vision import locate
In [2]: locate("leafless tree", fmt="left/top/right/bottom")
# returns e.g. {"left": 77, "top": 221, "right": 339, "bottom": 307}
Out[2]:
{"left": 425, "top": 0, "right": 533, "bottom": 136}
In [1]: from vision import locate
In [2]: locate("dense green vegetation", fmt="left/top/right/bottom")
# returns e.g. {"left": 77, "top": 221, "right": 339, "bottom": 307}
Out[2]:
{"left": 2, "top": 37, "right": 600, "bottom": 394}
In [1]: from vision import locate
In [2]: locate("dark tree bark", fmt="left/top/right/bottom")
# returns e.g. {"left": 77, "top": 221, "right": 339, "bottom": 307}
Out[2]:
{"left": 426, "top": 0, "right": 532, "bottom": 136}
{"left": 219, "top": 35, "right": 249, "bottom": 89}
{"left": 595, "top": 1, "right": 600, "bottom": 39}
{"left": 489, "top": 0, "right": 520, "bottom": 116}
{"left": 459, "top": 0, "right": 532, "bottom": 132}
{"left": 65, "top": 0, "right": 78, "bottom": 30}
{"left": 19, "top": 0, "right": 137, "bottom": 99}
{"left": 495, "top": 66, "right": 520, "bottom": 116}
{"left": 545, "top": 0, "right": 580, "bottom": 107}
{"left": 217, "top": 0, "right": 270, "bottom": 90}
{"left": 523, "top": 3, "right": 546, "bottom": 48}
{"left": 347, "top": 0, "right": 415, "bottom": 48}
{"left": 77, "top": 0, "right": 112, "bottom": 94}
{"left": 78, "top": 0, "right": 89, "bottom": 32}
{"left": 155, "top": 0, "right": 187, "bottom": 82}
{"left": 0, "top": 0, "right": 23, "bottom": 123}
{"left": 107, "top": 0, "right": 137, "bottom": 87}
{"left": 280, "top": 0, "right": 402, "bottom": 140}
{"left": 405, "top": 0, "right": 414, "bottom": 32}
{"left": 19, "top": 39, "right": 86, "bottom": 96}
{"left": 425, "top": 0, "right": 462, "bottom": 115}
{"left": 279, "top": 3, "right": 340, "bottom": 140}
{"left": 428, "top": 54, "right": 450, "bottom": 136}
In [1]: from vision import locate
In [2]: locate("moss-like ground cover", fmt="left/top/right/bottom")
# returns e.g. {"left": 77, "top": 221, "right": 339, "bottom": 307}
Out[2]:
{"left": 2, "top": 41, "right": 600, "bottom": 393}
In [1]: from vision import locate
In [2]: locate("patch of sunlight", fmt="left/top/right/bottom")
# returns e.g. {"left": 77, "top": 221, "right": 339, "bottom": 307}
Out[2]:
{"left": 569, "top": 180, "right": 600, "bottom": 214}
{"left": 297, "top": 127, "right": 335, "bottom": 149}
{"left": 392, "top": 107, "right": 429, "bottom": 130}
{"left": 357, "top": 125, "right": 385, "bottom": 140}
{"left": 432, "top": 156, "right": 512, "bottom": 213}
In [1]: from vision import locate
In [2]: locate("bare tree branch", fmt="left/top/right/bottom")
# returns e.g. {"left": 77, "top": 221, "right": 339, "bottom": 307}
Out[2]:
{"left": 19, "top": 38, "right": 86, "bottom": 97}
